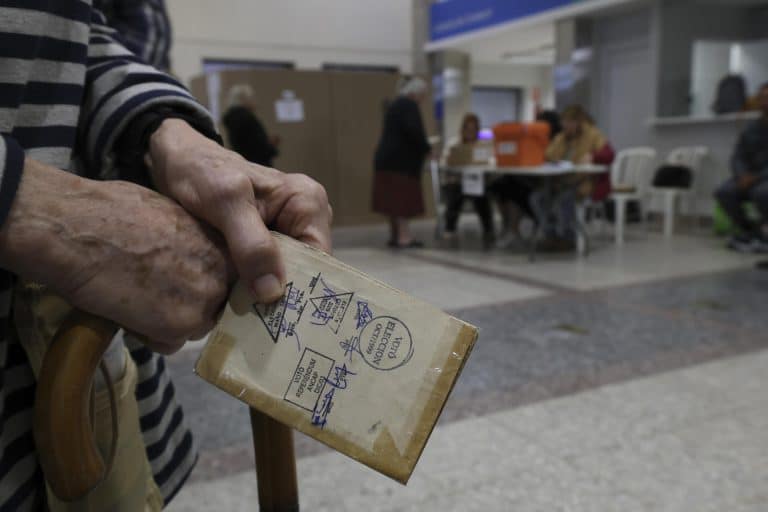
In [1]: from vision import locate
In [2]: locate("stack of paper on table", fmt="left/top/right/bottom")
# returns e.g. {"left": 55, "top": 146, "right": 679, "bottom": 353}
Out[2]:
{"left": 195, "top": 233, "right": 478, "bottom": 483}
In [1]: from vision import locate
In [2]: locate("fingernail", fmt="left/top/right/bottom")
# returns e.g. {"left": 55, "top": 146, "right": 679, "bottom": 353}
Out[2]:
{"left": 252, "top": 274, "right": 283, "bottom": 303}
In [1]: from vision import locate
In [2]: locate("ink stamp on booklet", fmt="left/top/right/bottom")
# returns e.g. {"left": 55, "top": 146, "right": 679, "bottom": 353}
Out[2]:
{"left": 359, "top": 316, "right": 413, "bottom": 371}
{"left": 284, "top": 348, "right": 334, "bottom": 412}
{"left": 195, "top": 233, "right": 478, "bottom": 484}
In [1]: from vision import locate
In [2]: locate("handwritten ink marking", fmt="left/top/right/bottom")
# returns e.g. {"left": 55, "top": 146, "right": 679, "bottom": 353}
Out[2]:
{"left": 311, "top": 363, "right": 356, "bottom": 429}
{"left": 310, "top": 307, "right": 332, "bottom": 326}
{"left": 319, "top": 277, "right": 335, "bottom": 297}
{"left": 354, "top": 301, "right": 374, "bottom": 330}
{"left": 296, "top": 302, "right": 307, "bottom": 324}
{"left": 308, "top": 287, "right": 354, "bottom": 333}
{"left": 311, "top": 389, "right": 334, "bottom": 429}
{"left": 339, "top": 336, "right": 361, "bottom": 362}
{"left": 285, "top": 287, "right": 304, "bottom": 311}
{"left": 279, "top": 319, "right": 302, "bottom": 352}
{"left": 327, "top": 363, "right": 356, "bottom": 390}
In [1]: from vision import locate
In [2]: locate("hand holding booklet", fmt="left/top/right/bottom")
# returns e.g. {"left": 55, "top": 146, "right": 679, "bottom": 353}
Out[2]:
{"left": 195, "top": 233, "right": 478, "bottom": 483}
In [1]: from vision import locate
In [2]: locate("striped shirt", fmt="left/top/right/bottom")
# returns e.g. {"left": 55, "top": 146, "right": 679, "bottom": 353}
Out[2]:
{"left": 0, "top": 1, "right": 213, "bottom": 509}
{"left": 94, "top": 0, "right": 172, "bottom": 70}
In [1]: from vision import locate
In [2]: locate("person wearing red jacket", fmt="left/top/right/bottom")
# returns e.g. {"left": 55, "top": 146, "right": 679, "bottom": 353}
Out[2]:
{"left": 532, "top": 105, "right": 615, "bottom": 251}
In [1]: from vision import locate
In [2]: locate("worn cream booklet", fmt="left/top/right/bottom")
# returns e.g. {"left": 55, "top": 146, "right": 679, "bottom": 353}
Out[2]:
{"left": 195, "top": 233, "right": 478, "bottom": 483}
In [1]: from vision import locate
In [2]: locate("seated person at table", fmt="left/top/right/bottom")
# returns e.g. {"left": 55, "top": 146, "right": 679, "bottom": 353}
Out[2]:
{"left": 492, "top": 110, "right": 563, "bottom": 249}
{"left": 442, "top": 114, "right": 495, "bottom": 247}
{"left": 532, "top": 105, "right": 614, "bottom": 250}
{"left": 715, "top": 82, "right": 768, "bottom": 253}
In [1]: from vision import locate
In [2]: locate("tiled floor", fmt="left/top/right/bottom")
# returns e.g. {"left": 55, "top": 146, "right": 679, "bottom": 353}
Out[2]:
{"left": 166, "top": 220, "right": 768, "bottom": 511}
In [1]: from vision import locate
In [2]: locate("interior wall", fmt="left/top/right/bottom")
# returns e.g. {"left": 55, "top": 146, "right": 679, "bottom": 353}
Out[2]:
{"left": 690, "top": 42, "right": 733, "bottom": 117}
{"left": 656, "top": 1, "right": 757, "bottom": 117}
{"left": 748, "top": 6, "right": 768, "bottom": 39}
{"left": 472, "top": 62, "right": 555, "bottom": 122}
{"left": 740, "top": 39, "right": 768, "bottom": 96}
{"left": 166, "top": 0, "right": 414, "bottom": 85}
{"left": 436, "top": 51, "right": 473, "bottom": 145}
{"left": 591, "top": 7, "right": 653, "bottom": 150}
{"left": 554, "top": 17, "right": 595, "bottom": 110}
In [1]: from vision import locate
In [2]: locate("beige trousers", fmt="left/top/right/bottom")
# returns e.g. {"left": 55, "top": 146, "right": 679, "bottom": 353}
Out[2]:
{"left": 13, "top": 284, "right": 164, "bottom": 511}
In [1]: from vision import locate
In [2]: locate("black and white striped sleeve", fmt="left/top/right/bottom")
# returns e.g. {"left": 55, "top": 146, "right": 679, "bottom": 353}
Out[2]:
{"left": 79, "top": 9, "right": 212, "bottom": 179}
{"left": 0, "top": 135, "right": 25, "bottom": 228}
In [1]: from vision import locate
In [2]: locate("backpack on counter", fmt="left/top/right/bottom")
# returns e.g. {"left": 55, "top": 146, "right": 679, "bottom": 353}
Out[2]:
{"left": 652, "top": 164, "right": 693, "bottom": 189}
{"left": 712, "top": 74, "right": 747, "bottom": 115}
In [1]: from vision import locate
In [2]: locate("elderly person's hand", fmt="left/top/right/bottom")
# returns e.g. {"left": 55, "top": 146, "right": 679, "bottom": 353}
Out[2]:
{"left": 146, "top": 119, "right": 333, "bottom": 303}
{"left": 0, "top": 159, "right": 235, "bottom": 354}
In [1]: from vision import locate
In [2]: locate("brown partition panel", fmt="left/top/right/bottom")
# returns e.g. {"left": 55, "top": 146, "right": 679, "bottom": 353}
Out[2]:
{"left": 216, "top": 70, "right": 339, "bottom": 212}
{"left": 328, "top": 72, "right": 399, "bottom": 225}
{"left": 188, "top": 75, "right": 210, "bottom": 110}
{"left": 329, "top": 72, "right": 438, "bottom": 226}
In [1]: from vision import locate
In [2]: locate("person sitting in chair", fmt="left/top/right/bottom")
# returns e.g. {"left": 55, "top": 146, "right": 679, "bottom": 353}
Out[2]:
{"left": 442, "top": 113, "right": 495, "bottom": 249}
{"left": 532, "top": 105, "right": 614, "bottom": 251}
{"left": 715, "top": 82, "right": 768, "bottom": 253}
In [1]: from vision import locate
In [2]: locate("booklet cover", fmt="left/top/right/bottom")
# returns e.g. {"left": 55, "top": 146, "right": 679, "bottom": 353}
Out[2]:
{"left": 195, "top": 233, "right": 478, "bottom": 483}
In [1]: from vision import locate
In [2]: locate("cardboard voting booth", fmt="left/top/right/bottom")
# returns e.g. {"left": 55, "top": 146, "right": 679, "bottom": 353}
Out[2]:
{"left": 492, "top": 122, "right": 550, "bottom": 167}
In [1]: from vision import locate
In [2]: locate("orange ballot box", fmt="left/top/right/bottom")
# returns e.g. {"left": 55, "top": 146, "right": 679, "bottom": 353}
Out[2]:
{"left": 492, "top": 122, "right": 550, "bottom": 167}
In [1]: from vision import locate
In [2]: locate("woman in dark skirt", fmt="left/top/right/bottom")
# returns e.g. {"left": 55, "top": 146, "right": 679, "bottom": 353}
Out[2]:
{"left": 373, "top": 77, "right": 431, "bottom": 248}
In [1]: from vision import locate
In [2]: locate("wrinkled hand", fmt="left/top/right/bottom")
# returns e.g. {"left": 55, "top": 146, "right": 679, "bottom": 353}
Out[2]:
{"left": 0, "top": 161, "right": 234, "bottom": 354}
{"left": 147, "top": 119, "right": 333, "bottom": 303}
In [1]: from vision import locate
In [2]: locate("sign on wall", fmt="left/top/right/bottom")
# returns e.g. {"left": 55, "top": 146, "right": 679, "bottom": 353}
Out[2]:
{"left": 275, "top": 90, "right": 305, "bottom": 123}
{"left": 430, "top": 0, "right": 588, "bottom": 42}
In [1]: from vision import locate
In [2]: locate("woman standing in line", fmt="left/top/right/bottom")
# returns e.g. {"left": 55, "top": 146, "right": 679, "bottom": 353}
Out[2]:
{"left": 223, "top": 85, "right": 280, "bottom": 167}
{"left": 372, "top": 77, "right": 432, "bottom": 248}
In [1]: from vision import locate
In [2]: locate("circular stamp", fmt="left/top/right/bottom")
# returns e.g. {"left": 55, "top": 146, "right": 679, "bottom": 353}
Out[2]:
{"left": 359, "top": 316, "right": 414, "bottom": 371}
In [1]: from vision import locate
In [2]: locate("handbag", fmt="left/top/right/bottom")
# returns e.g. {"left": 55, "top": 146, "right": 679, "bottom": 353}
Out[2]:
{"left": 652, "top": 164, "right": 692, "bottom": 189}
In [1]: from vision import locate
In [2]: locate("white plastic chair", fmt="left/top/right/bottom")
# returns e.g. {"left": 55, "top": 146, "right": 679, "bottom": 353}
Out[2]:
{"left": 610, "top": 147, "right": 658, "bottom": 245}
{"left": 653, "top": 146, "right": 709, "bottom": 237}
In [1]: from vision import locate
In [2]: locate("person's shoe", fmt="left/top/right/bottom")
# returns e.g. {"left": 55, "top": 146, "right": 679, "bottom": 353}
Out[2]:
{"left": 727, "top": 233, "right": 768, "bottom": 253}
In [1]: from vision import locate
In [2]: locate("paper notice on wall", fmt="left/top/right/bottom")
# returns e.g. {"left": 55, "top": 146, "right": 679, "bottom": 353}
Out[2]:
{"left": 462, "top": 169, "right": 485, "bottom": 197}
{"left": 275, "top": 90, "right": 305, "bottom": 123}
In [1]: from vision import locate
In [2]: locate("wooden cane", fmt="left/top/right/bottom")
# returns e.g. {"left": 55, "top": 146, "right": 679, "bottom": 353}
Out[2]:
{"left": 34, "top": 310, "right": 301, "bottom": 509}
{"left": 33, "top": 311, "right": 119, "bottom": 501}
{"left": 250, "top": 408, "right": 300, "bottom": 512}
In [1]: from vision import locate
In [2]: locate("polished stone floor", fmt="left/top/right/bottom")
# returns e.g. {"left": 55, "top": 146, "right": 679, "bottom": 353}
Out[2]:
{"left": 166, "top": 220, "right": 768, "bottom": 511}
